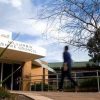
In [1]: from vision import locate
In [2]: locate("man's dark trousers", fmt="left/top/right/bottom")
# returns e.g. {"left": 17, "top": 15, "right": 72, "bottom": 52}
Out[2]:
{"left": 59, "top": 68, "right": 77, "bottom": 90}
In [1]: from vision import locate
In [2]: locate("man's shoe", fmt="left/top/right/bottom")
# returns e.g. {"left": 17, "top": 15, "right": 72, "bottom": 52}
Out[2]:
{"left": 57, "top": 89, "right": 63, "bottom": 92}
{"left": 75, "top": 86, "right": 79, "bottom": 92}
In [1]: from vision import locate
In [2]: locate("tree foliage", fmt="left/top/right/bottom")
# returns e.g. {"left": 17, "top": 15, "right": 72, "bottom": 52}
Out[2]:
{"left": 39, "top": 0, "right": 100, "bottom": 48}
{"left": 87, "top": 28, "right": 100, "bottom": 64}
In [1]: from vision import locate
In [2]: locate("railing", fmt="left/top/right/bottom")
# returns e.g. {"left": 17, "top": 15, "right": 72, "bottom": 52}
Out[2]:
{"left": 25, "top": 70, "right": 100, "bottom": 92}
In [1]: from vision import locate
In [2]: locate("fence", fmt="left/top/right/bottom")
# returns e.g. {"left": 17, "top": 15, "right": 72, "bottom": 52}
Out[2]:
{"left": 28, "top": 70, "right": 100, "bottom": 92}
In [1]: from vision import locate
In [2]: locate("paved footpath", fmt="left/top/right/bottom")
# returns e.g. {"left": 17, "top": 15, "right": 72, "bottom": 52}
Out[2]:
{"left": 10, "top": 91, "right": 100, "bottom": 100}
{"left": 35, "top": 92, "right": 100, "bottom": 100}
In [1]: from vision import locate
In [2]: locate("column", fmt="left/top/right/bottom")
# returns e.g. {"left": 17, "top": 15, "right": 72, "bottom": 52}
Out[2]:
{"left": 22, "top": 61, "right": 32, "bottom": 91}
{"left": 0, "top": 63, "right": 3, "bottom": 87}
{"left": 11, "top": 64, "right": 13, "bottom": 90}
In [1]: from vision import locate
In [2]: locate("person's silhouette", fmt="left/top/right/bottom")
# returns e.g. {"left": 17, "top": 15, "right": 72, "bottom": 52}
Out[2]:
{"left": 58, "top": 46, "right": 78, "bottom": 91}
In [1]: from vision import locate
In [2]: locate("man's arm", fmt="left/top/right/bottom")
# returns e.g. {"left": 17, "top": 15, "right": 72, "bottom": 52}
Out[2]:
{"left": 63, "top": 63, "right": 68, "bottom": 71}
{"left": 63, "top": 52, "right": 69, "bottom": 71}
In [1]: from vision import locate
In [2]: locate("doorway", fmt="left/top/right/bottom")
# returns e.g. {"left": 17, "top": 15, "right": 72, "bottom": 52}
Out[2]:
{"left": 2, "top": 63, "right": 12, "bottom": 89}
{"left": 0, "top": 62, "right": 22, "bottom": 90}
{"left": 13, "top": 64, "right": 22, "bottom": 90}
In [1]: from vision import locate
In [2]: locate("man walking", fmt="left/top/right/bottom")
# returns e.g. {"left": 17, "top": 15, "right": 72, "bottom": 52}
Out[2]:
{"left": 58, "top": 46, "right": 78, "bottom": 91}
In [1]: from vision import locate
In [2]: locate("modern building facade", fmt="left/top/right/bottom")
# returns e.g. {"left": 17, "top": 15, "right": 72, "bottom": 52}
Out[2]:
{"left": 0, "top": 29, "right": 54, "bottom": 91}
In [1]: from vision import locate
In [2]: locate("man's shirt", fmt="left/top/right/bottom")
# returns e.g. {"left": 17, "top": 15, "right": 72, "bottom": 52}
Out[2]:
{"left": 63, "top": 51, "right": 72, "bottom": 68}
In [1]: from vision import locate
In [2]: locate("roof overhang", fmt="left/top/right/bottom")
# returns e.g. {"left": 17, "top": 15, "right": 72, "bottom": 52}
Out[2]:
{"left": 0, "top": 39, "right": 46, "bottom": 62}
{"left": 34, "top": 59, "right": 56, "bottom": 73}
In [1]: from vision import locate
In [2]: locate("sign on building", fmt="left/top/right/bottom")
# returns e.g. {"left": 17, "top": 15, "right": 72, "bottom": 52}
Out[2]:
{"left": 0, "top": 29, "right": 12, "bottom": 40}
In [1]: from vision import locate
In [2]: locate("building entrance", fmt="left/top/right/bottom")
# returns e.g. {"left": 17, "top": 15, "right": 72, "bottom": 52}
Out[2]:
{"left": 13, "top": 64, "right": 22, "bottom": 90}
{"left": 0, "top": 62, "right": 22, "bottom": 90}
{"left": 3, "top": 63, "right": 12, "bottom": 89}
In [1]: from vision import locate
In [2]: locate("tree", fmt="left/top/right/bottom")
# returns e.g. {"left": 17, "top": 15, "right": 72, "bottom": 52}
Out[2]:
{"left": 39, "top": 0, "right": 100, "bottom": 48}
{"left": 0, "top": 33, "right": 20, "bottom": 85}
{"left": 87, "top": 28, "right": 100, "bottom": 65}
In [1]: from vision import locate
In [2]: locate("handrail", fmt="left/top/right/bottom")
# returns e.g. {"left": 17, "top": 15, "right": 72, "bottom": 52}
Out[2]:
{"left": 28, "top": 70, "right": 100, "bottom": 77}
{"left": 28, "top": 70, "right": 100, "bottom": 92}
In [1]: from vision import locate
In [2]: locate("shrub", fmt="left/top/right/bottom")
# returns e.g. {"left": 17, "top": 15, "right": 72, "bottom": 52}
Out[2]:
{"left": 80, "top": 78, "right": 98, "bottom": 88}
{"left": 31, "top": 83, "right": 52, "bottom": 91}
{"left": 79, "top": 78, "right": 99, "bottom": 92}
{"left": 0, "top": 87, "right": 11, "bottom": 99}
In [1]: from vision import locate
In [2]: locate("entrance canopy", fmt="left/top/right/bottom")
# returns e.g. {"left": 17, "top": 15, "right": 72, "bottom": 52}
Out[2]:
{"left": 34, "top": 59, "right": 56, "bottom": 73}
{"left": 0, "top": 38, "right": 46, "bottom": 62}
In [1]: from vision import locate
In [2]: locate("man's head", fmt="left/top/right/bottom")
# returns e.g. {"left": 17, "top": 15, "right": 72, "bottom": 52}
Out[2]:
{"left": 64, "top": 45, "right": 68, "bottom": 51}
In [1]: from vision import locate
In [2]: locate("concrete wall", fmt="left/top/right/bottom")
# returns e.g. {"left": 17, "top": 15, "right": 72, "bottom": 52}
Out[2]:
{"left": 22, "top": 61, "right": 32, "bottom": 91}
{"left": 31, "top": 66, "right": 48, "bottom": 84}
{"left": 22, "top": 61, "right": 48, "bottom": 91}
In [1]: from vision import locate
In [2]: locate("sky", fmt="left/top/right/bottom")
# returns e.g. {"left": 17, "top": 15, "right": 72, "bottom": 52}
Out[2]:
{"left": 0, "top": 0, "right": 90, "bottom": 62}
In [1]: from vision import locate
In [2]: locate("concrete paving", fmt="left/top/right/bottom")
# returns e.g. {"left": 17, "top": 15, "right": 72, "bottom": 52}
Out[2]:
{"left": 35, "top": 92, "right": 100, "bottom": 100}
{"left": 10, "top": 91, "right": 53, "bottom": 100}
{"left": 10, "top": 91, "right": 100, "bottom": 100}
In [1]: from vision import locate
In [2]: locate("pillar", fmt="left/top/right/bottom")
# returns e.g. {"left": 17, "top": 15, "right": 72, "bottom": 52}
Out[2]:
{"left": 22, "top": 61, "right": 31, "bottom": 91}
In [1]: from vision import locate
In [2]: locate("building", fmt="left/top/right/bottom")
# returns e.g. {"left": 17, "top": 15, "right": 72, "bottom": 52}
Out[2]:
{"left": 48, "top": 61, "right": 100, "bottom": 72}
{"left": 48, "top": 62, "right": 100, "bottom": 92}
{"left": 0, "top": 29, "right": 54, "bottom": 91}
{"left": 48, "top": 61, "right": 100, "bottom": 82}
